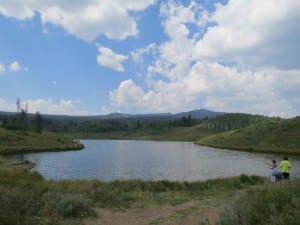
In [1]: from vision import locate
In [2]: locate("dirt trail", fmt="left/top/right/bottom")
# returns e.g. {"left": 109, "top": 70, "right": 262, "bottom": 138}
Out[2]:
{"left": 85, "top": 199, "right": 223, "bottom": 225}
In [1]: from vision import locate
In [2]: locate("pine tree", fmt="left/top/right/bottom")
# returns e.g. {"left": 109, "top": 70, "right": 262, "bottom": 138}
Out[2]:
{"left": 35, "top": 112, "right": 43, "bottom": 133}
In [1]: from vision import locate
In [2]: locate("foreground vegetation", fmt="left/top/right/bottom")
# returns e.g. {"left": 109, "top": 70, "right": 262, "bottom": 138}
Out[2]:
{"left": 218, "top": 180, "right": 300, "bottom": 225}
{"left": 0, "top": 161, "right": 299, "bottom": 225}
{"left": 196, "top": 117, "right": 300, "bottom": 155}
{"left": 0, "top": 128, "right": 83, "bottom": 154}
{"left": 0, "top": 161, "right": 264, "bottom": 225}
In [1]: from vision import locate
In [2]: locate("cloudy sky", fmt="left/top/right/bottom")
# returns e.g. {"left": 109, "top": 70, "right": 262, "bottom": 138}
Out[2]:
{"left": 0, "top": 0, "right": 299, "bottom": 117}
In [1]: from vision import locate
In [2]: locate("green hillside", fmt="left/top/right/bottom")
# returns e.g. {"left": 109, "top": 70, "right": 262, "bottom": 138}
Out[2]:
{"left": 196, "top": 117, "right": 300, "bottom": 154}
{"left": 69, "top": 113, "right": 276, "bottom": 141}
{"left": 0, "top": 128, "right": 84, "bottom": 154}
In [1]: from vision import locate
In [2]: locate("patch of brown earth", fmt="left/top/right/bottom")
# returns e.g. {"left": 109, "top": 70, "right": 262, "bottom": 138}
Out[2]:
{"left": 85, "top": 200, "right": 222, "bottom": 225}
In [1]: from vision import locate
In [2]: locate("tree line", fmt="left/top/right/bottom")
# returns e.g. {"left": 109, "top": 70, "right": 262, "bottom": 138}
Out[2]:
{"left": 1, "top": 98, "right": 43, "bottom": 133}
{"left": 0, "top": 99, "right": 278, "bottom": 135}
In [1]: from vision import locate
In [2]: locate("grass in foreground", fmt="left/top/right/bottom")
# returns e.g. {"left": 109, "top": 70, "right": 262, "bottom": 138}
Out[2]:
{"left": 0, "top": 128, "right": 84, "bottom": 154}
{"left": 217, "top": 180, "right": 300, "bottom": 225}
{"left": 0, "top": 163, "right": 265, "bottom": 225}
{"left": 196, "top": 117, "right": 300, "bottom": 155}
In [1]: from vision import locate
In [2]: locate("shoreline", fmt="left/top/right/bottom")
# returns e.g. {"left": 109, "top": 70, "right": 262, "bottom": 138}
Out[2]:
{"left": 195, "top": 141, "right": 300, "bottom": 156}
{"left": 0, "top": 143, "right": 85, "bottom": 155}
{"left": 6, "top": 160, "right": 36, "bottom": 170}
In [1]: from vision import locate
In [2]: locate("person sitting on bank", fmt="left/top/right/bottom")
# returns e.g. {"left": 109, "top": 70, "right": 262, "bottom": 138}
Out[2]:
{"left": 280, "top": 157, "right": 291, "bottom": 180}
{"left": 267, "top": 160, "right": 281, "bottom": 182}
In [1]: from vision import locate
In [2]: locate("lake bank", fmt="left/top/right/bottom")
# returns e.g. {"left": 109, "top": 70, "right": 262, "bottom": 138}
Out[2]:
{"left": 1, "top": 161, "right": 298, "bottom": 225}
{"left": 0, "top": 128, "right": 84, "bottom": 155}
{"left": 1, "top": 116, "right": 299, "bottom": 156}
{"left": 0, "top": 163, "right": 265, "bottom": 225}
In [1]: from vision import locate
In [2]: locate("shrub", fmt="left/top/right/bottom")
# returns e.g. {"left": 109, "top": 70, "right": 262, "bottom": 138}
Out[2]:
{"left": 56, "top": 194, "right": 91, "bottom": 218}
{"left": 218, "top": 180, "right": 300, "bottom": 225}
{"left": 91, "top": 185, "right": 134, "bottom": 208}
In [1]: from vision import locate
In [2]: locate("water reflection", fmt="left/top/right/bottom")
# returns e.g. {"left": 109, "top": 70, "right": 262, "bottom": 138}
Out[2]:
{"left": 21, "top": 140, "right": 300, "bottom": 181}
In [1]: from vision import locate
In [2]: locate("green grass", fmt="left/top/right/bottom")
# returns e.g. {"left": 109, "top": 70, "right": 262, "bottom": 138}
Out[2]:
{"left": 0, "top": 128, "right": 84, "bottom": 154}
{"left": 196, "top": 117, "right": 300, "bottom": 155}
{"left": 0, "top": 163, "right": 265, "bottom": 225}
{"left": 62, "top": 125, "right": 217, "bottom": 142}
{"left": 217, "top": 179, "right": 300, "bottom": 225}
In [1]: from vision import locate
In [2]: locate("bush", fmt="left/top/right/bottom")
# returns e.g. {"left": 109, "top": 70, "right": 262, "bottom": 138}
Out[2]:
{"left": 91, "top": 185, "right": 134, "bottom": 208}
{"left": 218, "top": 180, "right": 300, "bottom": 225}
{"left": 56, "top": 194, "right": 91, "bottom": 218}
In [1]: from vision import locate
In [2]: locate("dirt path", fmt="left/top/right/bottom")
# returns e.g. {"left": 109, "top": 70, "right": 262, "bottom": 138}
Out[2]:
{"left": 85, "top": 197, "right": 225, "bottom": 225}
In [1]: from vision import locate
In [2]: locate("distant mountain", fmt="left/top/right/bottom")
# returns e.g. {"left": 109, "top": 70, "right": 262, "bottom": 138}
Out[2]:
{"left": 0, "top": 109, "right": 223, "bottom": 121}
{"left": 174, "top": 109, "right": 223, "bottom": 119}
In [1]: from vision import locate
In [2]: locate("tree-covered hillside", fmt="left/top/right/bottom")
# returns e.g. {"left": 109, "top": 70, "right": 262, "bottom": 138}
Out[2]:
{"left": 196, "top": 117, "right": 300, "bottom": 154}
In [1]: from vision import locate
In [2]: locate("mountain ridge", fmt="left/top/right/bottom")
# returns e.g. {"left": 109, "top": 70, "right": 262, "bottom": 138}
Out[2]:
{"left": 0, "top": 109, "right": 224, "bottom": 120}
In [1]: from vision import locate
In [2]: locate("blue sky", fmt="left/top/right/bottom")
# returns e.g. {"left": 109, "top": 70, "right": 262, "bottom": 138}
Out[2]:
{"left": 0, "top": 0, "right": 299, "bottom": 117}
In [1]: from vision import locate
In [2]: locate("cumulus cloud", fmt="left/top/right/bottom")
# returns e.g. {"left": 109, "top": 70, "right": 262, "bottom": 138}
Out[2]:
{"left": 109, "top": 79, "right": 192, "bottom": 113}
{"left": 109, "top": 63, "right": 300, "bottom": 117}
{"left": 0, "top": 0, "right": 155, "bottom": 41}
{"left": 0, "top": 97, "right": 88, "bottom": 115}
{"left": 97, "top": 46, "right": 128, "bottom": 72}
{"left": 0, "top": 63, "right": 5, "bottom": 74}
{"left": 26, "top": 99, "right": 88, "bottom": 115}
{"left": 131, "top": 43, "right": 158, "bottom": 63}
{"left": 193, "top": 0, "right": 300, "bottom": 69}
{"left": 156, "top": 1, "right": 197, "bottom": 80}
{"left": 9, "top": 61, "right": 21, "bottom": 72}
{"left": 109, "top": 0, "right": 300, "bottom": 117}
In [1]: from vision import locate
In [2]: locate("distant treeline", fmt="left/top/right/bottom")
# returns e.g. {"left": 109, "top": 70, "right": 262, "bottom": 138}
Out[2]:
{"left": 199, "top": 113, "right": 279, "bottom": 132}
{"left": 0, "top": 110, "right": 278, "bottom": 135}
{"left": 39, "top": 115, "right": 201, "bottom": 133}
{"left": 1, "top": 111, "right": 43, "bottom": 133}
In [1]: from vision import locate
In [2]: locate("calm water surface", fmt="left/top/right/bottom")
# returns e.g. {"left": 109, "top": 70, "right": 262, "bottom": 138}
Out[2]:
{"left": 22, "top": 140, "right": 300, "bottom": 181}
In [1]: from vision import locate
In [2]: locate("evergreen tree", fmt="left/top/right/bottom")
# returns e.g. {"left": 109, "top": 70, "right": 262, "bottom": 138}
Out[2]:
{"left": 35, "top": 112, "right": 43, "bottom": 133}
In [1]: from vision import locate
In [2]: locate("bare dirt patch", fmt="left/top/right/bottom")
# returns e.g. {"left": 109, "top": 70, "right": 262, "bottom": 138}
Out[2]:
{"left": 85, "top": 199, "right": 223, "bottom": 225}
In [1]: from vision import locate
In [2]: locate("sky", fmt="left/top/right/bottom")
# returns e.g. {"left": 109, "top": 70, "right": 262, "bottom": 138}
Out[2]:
{"left": 0, "top": 0, "right": 299, "bottom": 117}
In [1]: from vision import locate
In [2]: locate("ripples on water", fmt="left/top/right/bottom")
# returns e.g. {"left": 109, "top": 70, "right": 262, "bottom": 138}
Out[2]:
{"left": 21, "top": 140, "right": 300, "bottom": 181}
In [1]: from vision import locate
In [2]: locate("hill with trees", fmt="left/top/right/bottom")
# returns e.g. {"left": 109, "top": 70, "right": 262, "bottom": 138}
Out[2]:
{"left": 196, "top": 117, "right": 300, "bottom": 154}
{"left": 0, "top": 100, "right": 298, "bottom": 155}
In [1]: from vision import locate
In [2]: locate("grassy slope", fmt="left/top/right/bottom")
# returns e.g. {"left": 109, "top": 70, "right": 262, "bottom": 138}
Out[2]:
{"left": 196, "top": 117, "right": 300, "bottom": 155}
{"left": 69, "top": 113, "right": 277, "bottom": 142}
{"left": 0, "top": 128, "right": 84, "bottom": 154}
{"left": 66, "top": 124, "right": 219, "bottom": 142}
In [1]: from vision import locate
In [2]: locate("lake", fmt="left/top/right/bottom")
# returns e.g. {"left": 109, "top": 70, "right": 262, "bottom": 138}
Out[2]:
{"left": 21, "top": 140, "right": 300, "bottom": 181}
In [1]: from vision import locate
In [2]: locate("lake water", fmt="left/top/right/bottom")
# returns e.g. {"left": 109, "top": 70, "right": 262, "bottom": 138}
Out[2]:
{"left": 21, "top": 140, "right": 300, "bottom": 181}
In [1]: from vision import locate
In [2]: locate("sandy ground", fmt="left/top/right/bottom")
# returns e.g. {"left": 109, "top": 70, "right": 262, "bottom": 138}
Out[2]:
{"left": 84, "top": 199, "right": 223, "bottom": 225}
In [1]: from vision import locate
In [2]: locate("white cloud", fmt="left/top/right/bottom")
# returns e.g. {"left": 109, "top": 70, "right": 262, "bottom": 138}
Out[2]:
{"left": 193, "top": 0, "right": 300, "bottom": 69}
{"left": 109, "top": 79, "right": 191, "bottom": 113}
{"left": 117, "top": 0, "right": 300, "bottom": 117}
{"left": 0, "top": 97, "right": 88, "bottom": 115}
{"left": 156, "top": 1, "right": 197, "bottom": 81}
{"left": 0, "top": 98, "right": 15, "bottom": 111}
{"left": 0, "top": 0, "right": 155, "bottom": 41}
{"left": 0, "top": 63, "right": 5, "bottom": 74}
{"left": 131, "top": 43, "right": 158, "bottom": 63}
{"left": 26, "top": 99, "right": 88, "bottom": 115}
{"left": 109, "top": 63, "right": 300, "bottom": 117}
{"left": 97, "top": 46, "right": 128, "bottom": 72}
{"left": 9, "top": 61, "right": 21, "bottom": 72}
